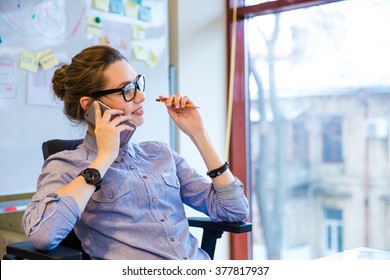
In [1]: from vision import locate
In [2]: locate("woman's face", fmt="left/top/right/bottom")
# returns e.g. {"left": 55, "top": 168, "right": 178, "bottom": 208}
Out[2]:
{"left": 98, "top": 60, "right": 145, "bottom": 126}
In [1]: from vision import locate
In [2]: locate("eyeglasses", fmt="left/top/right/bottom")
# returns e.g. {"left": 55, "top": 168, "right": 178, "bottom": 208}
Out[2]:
{"left": 90, "top": 74, "right": 145, "bottom": 102}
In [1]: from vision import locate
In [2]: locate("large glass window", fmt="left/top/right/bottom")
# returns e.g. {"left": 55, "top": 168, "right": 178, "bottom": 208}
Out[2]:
{"left": 246, "top": 0, "right": 390, "bottom": 259}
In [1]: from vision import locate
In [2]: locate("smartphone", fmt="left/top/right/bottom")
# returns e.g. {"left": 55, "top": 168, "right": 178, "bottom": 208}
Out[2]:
{"left": 84, "top": 101, "right": 137, "bottom": 147}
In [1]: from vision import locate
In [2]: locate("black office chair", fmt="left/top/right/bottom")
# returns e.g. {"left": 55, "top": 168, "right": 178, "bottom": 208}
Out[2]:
{"left": 4, "top": 139, "right": 251, "bottom": 260}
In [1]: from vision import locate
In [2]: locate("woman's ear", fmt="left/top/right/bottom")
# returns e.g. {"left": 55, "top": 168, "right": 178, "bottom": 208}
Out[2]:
{"left": 80, "top": 96, "right": 93, "bottom": 111}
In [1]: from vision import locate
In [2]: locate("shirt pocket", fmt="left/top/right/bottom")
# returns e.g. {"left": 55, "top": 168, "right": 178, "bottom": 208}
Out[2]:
{"left": 91, "top": 179, "right": 133, "bottom": 204}
{"left": 87, "top": 180, "right": 138, "bottom": 229}
{"left": 159, "top": 172, "right": 182, "bottom": 204}
{"left": 161, "top": 172, "right": 180, "bottom": 190}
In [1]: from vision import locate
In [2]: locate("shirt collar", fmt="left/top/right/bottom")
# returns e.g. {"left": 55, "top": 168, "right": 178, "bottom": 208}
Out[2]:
{"left": 83, "top": 133, "right": 136, "bottom": 162}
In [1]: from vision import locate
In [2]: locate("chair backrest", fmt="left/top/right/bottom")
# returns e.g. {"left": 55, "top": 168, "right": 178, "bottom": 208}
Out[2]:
{"left": 42, "top": 139, "right": 83, "bottom": 160}
{"left": 42, "top": 139, "right": 89, "bottom": 259}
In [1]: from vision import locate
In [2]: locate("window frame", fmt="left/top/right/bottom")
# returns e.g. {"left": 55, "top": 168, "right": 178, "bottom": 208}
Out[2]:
{"left": 227, "top": 0, "right": 345, "bottom": 260}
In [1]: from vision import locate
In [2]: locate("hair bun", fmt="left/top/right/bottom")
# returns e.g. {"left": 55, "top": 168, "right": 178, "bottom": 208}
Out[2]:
{"left": 52, "top": 64, "right": 69, "bottom": 100}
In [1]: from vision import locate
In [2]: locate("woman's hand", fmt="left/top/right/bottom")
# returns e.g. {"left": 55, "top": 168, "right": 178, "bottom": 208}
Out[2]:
{"left": 159, "top": 94, "right": 204, "bottom": 137}
{"left": 92, "top": 101, "right": 133, "bottom": 163}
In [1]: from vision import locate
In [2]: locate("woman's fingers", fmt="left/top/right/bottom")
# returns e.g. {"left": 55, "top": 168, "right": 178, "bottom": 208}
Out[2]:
{"left": 158, "top": 94, "right": 197, "bottom": 109}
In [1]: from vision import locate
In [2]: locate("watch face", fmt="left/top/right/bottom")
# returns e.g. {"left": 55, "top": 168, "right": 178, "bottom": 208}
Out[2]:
{"left": 79, "top": 168, "right": 102, "bottom": 191}
{"left": 86, "top": 169, "right": 99, "bottom": 182}
{"left": 82, "top": 168, "right": 102, "bottom": 186}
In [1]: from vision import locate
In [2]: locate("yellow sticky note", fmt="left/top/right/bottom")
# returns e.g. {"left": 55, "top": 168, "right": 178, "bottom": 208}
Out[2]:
{"left": 132, "top": 45, "right": 147, "bottom": 61}
{"left": 19, "top": 51, "right": 39, "bottom": 73}
{"left": 132, "top": 24, "right": 145, "bottom": 40}
{"left": 39, "top": 48, "right": 59, "bottom": 70}
{"left": 93, "top": 0, "right": 109, "bottom": 12}
{"left": 124, "top": 1, "right": 139, "bottom": 18}
{"left": 86, "top": 17, "right": 103, "bottom": 35}
{"left": 146, "top": 50, "right": 158, "bottom": 68}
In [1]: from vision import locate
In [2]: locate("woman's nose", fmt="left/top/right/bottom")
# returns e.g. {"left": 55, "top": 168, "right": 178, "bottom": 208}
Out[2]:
{"left": 134, "top": 89, "right": 145, "bottom": 103}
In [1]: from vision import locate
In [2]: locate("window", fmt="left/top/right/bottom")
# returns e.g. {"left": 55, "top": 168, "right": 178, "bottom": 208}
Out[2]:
{"left": 322, "top": 116, "right": 343, "bottom": 163}
{"left": 230, "top": 0, "right": 390, "bottom": 259}
{"left": 288, "top": 118, "right": 308, "bottom": 163}
{"left": 323, "top": 207, "right": 343, "bottom": 254}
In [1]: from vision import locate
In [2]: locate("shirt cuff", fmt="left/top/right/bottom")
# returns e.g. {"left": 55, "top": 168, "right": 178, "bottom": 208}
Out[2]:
{"left": 212, "top": 177, "right": 244, "bottom": 200}
{"left": 28, "top": 193, "right": 80, "bottom": 235}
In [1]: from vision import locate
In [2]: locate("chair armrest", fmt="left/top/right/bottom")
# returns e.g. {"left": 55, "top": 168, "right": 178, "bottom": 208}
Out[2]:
{"left": 188, "top": 217, "right": 252, "bottom": 259}
{"left": 5, "top": 241, "right": 83, "bottom": 260}
{"left": 188, "top": 217, "right": 252, "bottom": 233}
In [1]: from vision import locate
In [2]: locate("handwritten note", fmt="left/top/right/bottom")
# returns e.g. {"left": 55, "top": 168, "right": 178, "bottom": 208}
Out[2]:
{"left": 19, "top": 51, "right": 39, "bottom": 73}
{"left": 138, "top": 5, "right": 152, "bottom": 21}
{"left": 110, "top": 0, "right": 124, "bottom": 14}
{"left": 131, "top": 47, "right": 159, "bottom": 69}
{"left": 124, "top": 1, "right": 139, "bottom": 18}
{"left": 146, "top": 49, "right": 158, "bottom": 68}
{"left": 93, "top": 0, "right": 110, "bottom": 12}
{"left": 132, "top": 24, "right": 145, "bottom": 40}
{"left": 0, "top": 58, "right": 14, "bottom": 75}
{"left": 86, "top": 17, "right": 103, "bottom": 35}
{"left": 0, "top": 83, "right": 17, "bottom": 99}
{"left": 132, "top": 45, "right": 147, "bottom": 61}
{"left": 39, "top": 48, "right": 59, "bottom": 70}
{"left": 0, "top": 57, "right": 16, "bottom": 99}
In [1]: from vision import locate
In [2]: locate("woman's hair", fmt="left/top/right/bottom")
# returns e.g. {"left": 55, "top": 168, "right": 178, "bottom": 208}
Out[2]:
{"left": 52, "top": 45, "right": 128, "bottom": 122}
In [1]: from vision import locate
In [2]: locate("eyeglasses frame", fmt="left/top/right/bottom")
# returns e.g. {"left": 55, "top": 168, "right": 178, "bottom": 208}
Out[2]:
{"left": 90, "top": 74, "right": 145, "bottom": 102}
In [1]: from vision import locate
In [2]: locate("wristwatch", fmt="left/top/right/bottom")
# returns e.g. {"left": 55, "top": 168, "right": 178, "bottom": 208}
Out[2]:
{"left": 78, "top": 168, "right": 102, "bottom": 192}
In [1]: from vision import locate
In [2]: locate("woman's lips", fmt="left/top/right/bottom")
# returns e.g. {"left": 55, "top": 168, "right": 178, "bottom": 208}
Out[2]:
{"left": 131, "top": 106, "right": 144, "bottom": 116}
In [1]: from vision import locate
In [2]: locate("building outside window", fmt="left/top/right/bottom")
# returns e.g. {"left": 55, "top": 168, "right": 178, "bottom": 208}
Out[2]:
{"left": 239, "top": 0, "right": 390, "bottom": 259}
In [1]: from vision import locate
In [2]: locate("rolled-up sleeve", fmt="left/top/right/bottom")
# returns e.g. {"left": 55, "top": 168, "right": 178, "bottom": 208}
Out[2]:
{"left": 21, "top": 154, "right": 83, "bottom": 250}
{"left": 22, "top": 193, "right": 80, "bottom": 250}
{"left": 174, "top": 150, "right": 249, "bottom": 222}
{"left": 210, "top": 177, "right": 249, "bottom": 222}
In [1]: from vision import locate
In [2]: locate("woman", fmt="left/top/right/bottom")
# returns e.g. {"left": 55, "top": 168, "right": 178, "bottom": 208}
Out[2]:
{"left": 22, "top": 45, "right": 249, "bottom": 260}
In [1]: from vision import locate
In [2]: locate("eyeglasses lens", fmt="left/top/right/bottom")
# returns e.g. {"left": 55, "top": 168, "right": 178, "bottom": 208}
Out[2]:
{"left": 123, "top": 75, "right": 145, "bottom": 102}
{"left": 137, "top": 75, "right": 145, "bottom": 92}
{"left": 124, "top": 83, "right": 136, "bottom": 101}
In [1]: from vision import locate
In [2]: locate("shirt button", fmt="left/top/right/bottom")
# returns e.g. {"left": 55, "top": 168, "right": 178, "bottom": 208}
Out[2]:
{"left": 160, "top": 219, "right": 165, "bottom": 222}
{"left": 152, "top": 197, "right": 157, "bottom": 202}
{"left": 109, "top": 195, "right": 114, "bottom": 199}
{"left": 183, "top": 257, "right": 188, "bottom": 260}
{"left": 143, "top": 175, "right": 147, "bottom": 179}
{"left": 170, "top": 237, "right": 175, "bottom": 242}
{"left": 130, "top": 165, "right": 135, "bottom": 170}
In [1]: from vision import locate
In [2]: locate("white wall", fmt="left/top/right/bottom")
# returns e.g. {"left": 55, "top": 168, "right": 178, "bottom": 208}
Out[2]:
{"left": 168, "top": 0, "right": 230, "bottom": 259}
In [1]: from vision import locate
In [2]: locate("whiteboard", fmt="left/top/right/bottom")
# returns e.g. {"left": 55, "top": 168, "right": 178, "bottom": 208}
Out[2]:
{"left": 0, "top": 0, "right": 170, "bottom": 196}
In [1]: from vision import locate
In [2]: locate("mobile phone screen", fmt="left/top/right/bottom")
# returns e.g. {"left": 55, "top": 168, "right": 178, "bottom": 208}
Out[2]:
{"left": 84, "top": 101, "right": 137, "bottom": 147}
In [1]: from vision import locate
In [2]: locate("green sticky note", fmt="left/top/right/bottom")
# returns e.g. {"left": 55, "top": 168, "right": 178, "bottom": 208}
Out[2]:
{"left": 146, "top": 49, "right": 158, "bottom": 68}
{"left": 132, "top": 24, "right": 145, "bottom": 40}
{"left": 132, "top": 45, "right": 147, "bottom": 61}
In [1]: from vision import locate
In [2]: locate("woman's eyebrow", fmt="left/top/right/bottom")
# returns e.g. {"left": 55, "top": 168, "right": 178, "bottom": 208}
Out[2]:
{"left": 116, "top": 81, "right": 131, "bottom": 88}
{"left": 117, "top": 75, "right": 139, "bottom": 87}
